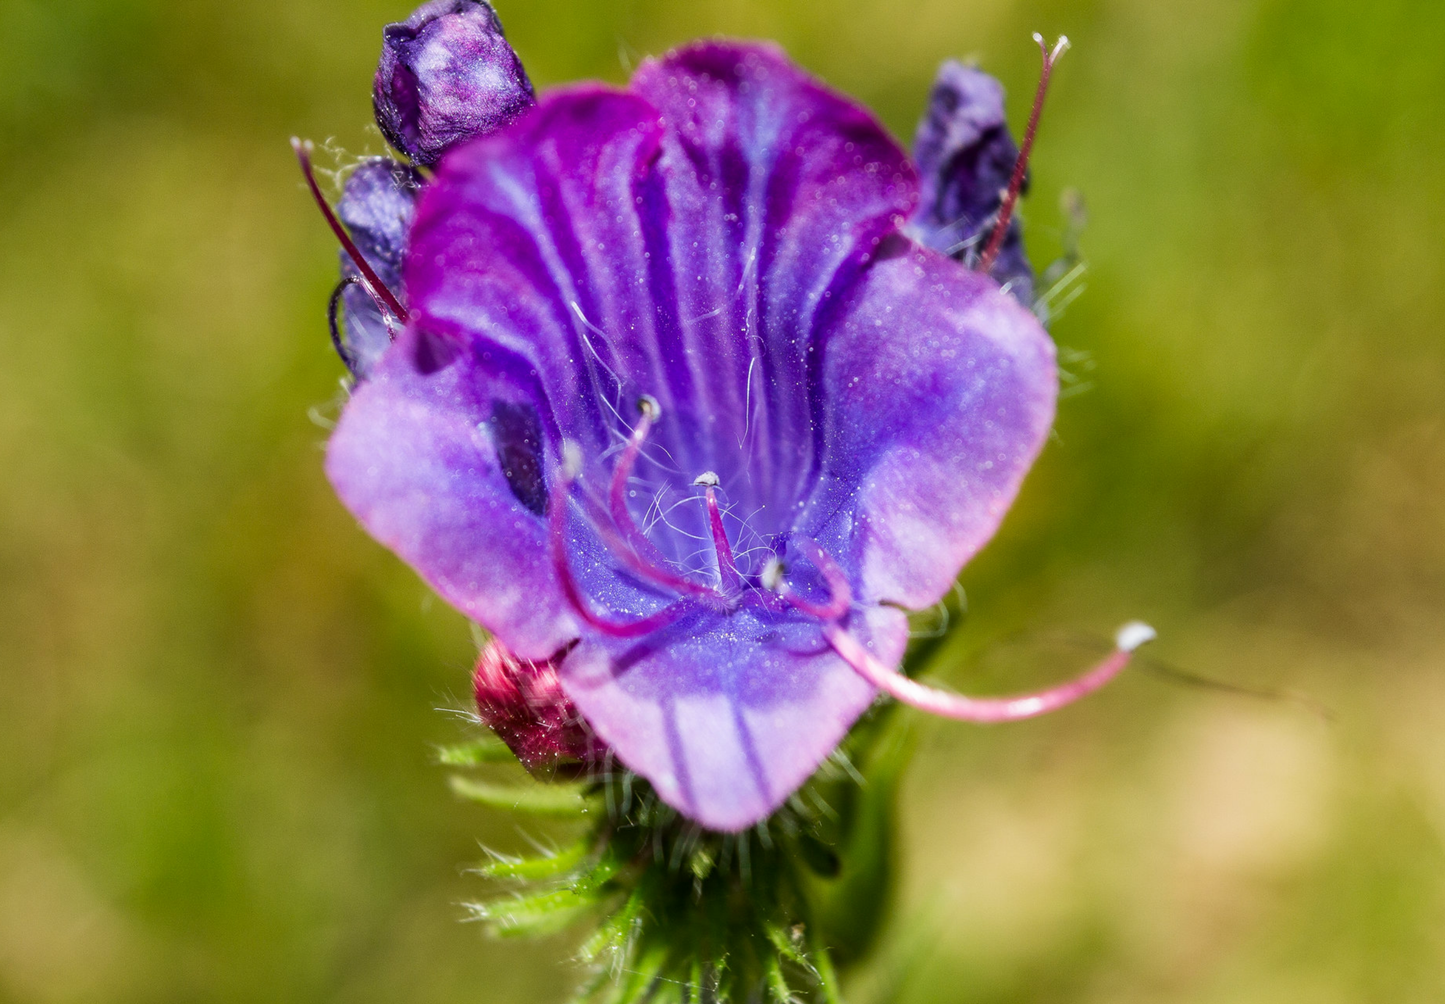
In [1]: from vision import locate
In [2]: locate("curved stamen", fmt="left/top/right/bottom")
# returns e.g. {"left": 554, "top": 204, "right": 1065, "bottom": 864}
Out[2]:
{"left": 549, "top": 445, "right": 689, "bottom": 639}
{"left": 606, "top": 399, "right": 714, "bottom": 598}
{"left": 977, "top": 34, "right": 1069, "bottom": 275}
{"left": 825, "top": 620, "right": 1153, "bottom": 723}
{"left": 694, "top": 473, "right": 744, "bottom": 593}
{"left": 291, "top": 138, "right": 411, "bottom": 326}
{"left": 765, "top": 539, "right": 852, "bottom": 621}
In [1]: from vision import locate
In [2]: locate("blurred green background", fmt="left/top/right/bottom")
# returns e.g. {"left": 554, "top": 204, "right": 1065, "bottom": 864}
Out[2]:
{"left": 2, "top": 0, "right": 1443, "bottom": 1000}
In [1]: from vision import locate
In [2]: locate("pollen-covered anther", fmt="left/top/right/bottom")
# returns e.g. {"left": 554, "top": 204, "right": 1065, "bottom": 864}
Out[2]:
{"left": 769, "top": 539, "right": 852, "bottom": 622}
{"left": 1116, "top": 620, "right": 1157, "bottom": 653}
{"left": 560, "top": 439, "right": 584, "bottom": 482}
{"left": 761, "top": 557, "right": 786, "bottom": 593}
{"left": 692, "top": 471, "right": 721, "bottom": 487}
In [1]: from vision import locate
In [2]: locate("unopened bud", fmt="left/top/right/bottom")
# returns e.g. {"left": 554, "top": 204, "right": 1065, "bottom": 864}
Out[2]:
{"left": 907, "top": 61, "right": 1034, "bottom": 304}
{"left": 374, "top": 0, "right": 536, "bottom": 167}
{"left": 336, "top": 158, "right": 422, "bottom": 376}
{"left": 472, "top": 640, "right": 606, "bottom": 773}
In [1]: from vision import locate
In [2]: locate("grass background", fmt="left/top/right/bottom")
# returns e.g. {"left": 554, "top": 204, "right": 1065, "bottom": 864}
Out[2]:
{"left": 2, "top": 0, "right": 1443, "bottom": 1000}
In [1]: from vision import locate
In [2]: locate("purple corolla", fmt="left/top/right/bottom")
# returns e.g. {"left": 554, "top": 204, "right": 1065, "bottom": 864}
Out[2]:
{"left": 300, "top": 16, "right": 1150, "bottom": 831}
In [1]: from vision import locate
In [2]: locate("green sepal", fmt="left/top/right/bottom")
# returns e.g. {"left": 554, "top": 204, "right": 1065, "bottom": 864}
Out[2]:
{"left": 604, "top": 942, "right": 670, "bottom": 1004}
{"left": 436, "top": 735, "right": 516, "bottom": 766}
{"left": 476, "top": 839, "right": 590, "bottom": 881}
{"left": 578, "top": 884, "right": 643, "bottom": 964}
{"left": 467, "top": 886, "right": 606, "bottom": 937}
{"left": 764, "top": 953, "right": 794, "bottom": 1003}
{"left": 453, "top": 680, "right": 920, "bottom": 1001}
{"left": 450, "top": 774, "right": 596, "bottom": 816}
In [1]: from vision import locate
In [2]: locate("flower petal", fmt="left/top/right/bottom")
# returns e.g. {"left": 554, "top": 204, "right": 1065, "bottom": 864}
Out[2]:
{"left": 325, "top": 318, "right": 683, "bottom": 659}
{"left": 561, "top": 604, "right": 906, "bottom": 831}
{"left": 325, "top": 324, "right": 581, "bottom": 657}
{"left": 407, "top": 87, "right": 666, "bottom": 472}
{"left": 801, "top": 237, "right": 1057, "bottom": 610}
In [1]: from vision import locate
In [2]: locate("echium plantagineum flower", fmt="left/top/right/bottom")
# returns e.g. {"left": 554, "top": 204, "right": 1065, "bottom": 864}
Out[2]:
{"left": 297, "top": 5, "right": 1152, "bottom": 832}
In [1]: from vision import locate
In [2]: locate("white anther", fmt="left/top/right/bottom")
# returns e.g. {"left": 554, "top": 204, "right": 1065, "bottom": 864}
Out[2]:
{"left": 693, "top": 471, "right": 720, "bottom": 488}
{"left": 1115, "top": 621, "right": 1157, "bottom": 653}
{"left": 761, "top": 558, "right": 786, "bottom": 592}
{"left": 561, "top": 440, "right": 583, "bottom": 481}
{"left": 637, "top": 395, "right": 660, "bottom": 420}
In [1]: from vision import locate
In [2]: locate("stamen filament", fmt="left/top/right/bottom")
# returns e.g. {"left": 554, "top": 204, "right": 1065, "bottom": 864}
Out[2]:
{"left": 548, "top": 463, "right": 688, "bottom": 639}
{"left": 825, "top": 619, "right": 1152, "bottom": 723}
{"left": 977, "top": 34, "right": 1069, "bottom": 275}
{"left": 291, "top": 137, "right": 411, "bottom": 326}
{"left": 607, "top": 400, "right": 714, "bottom": 598}
{"left": 774, "top": 539, "right": 852, "bottom": 621}
{"left": 703, "top": 485, "right": 745, "bottom": 593}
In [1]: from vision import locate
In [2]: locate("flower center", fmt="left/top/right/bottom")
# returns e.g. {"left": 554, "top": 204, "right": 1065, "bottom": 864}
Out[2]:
{"left": 546, "top": 404, "right": 1153, "bottom": 726}
{"left": 545, "top": 396, "right": 840, "bottom": 636}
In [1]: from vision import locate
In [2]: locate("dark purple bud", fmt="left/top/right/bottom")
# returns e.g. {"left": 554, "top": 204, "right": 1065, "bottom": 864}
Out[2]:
{"left": 335, "top": 157, "right": 421, "bottom": 377}
{"left": 374, "top": 0, "right": 536, "bottom": 167}
{"left": 472, "top": 640, "right": 606, "bottom": 774}
{"left": 908, "top": 61, "right": 1034, "bottom": 304}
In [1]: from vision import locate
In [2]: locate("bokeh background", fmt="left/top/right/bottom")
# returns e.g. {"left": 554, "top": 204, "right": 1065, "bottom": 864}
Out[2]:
{"left": 3, "top": 0, "right": 1443, "bottom": 1000}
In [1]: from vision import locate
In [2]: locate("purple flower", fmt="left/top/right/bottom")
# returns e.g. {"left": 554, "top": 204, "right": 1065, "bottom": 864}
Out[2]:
{"left": 374, "top": 0, "right": 535, "bottom": 167}
{"left": 305, "top": 29, "right": 1149, "bottom": 832}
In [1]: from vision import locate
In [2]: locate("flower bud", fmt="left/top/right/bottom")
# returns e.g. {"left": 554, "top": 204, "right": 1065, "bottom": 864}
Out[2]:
{"left": 909, "top": 61, "right": 1034, "bottom": 303}
{"left": 336, "top": 157, "right": 421, "bottom": 377}
{"left": 374, "top": 0, "right": 536, "bottom": 167}
{"left": 472, "top": 640, "right": 605, "bottom": 773}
